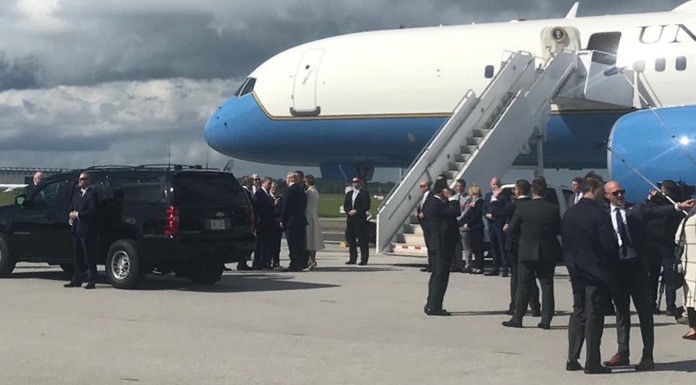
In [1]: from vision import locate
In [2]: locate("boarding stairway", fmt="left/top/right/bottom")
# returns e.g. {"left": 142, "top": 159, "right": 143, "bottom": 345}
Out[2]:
{"left": 376, "top": 50, "right": 635, "bottom": 256}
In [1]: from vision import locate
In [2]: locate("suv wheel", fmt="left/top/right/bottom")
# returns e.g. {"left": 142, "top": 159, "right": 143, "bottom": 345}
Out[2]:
{"left": 0, "top": 236, "right": 16, "bottom": 277}
{"left": 187, "top": 260, "right": 223, "bottom": 285}
{"left": 106, "top": 240, "right": 143, "bottom": 289}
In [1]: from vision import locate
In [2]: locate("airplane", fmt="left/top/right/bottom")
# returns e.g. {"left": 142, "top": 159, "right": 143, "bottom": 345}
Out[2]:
{"left": 0, "top": 184, "right": 27, "bottom": 193}
{"left": 204, "top": 1, "right": 696, "bottom": 202}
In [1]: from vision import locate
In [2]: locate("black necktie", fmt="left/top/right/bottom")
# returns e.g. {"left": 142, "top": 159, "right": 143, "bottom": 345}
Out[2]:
{"left": 615, "top": 208, "right": 630, "bottom": 257}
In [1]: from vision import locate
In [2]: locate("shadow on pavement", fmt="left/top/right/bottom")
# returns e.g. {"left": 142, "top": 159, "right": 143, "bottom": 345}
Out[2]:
{"left": 655, "top": 359, "right": 696, "bottom": 372}
{"left": 7, "top": 269, "right": 340, "bottom": 293}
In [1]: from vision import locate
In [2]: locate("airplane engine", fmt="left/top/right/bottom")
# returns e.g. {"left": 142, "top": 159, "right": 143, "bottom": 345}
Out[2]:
{"left": 609, "top": 106, "right": 696, "bottom": 202}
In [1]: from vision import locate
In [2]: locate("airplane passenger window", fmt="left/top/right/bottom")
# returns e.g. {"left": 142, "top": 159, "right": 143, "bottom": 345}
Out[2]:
{"left": 676, "top": 56, "right": 687, "bottom": 71}
{"left": 655, "top": 58, "right": 666, "bottom": 72}
{"left": 484, "top": 65, "right": 495, "bottom": 79}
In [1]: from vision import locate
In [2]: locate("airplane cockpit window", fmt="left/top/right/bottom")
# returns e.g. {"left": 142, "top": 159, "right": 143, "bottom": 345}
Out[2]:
{"left": 233, "top": 78, "right": 257, "bottom": 97}
{"left": 676, "top": 56, "right": 687, "bottom": 71}
{"left": 484, "top": 65, "right": 495, "bottom": 79}
{"left": 655, "top": 58, "right": 666, "bottom": 72}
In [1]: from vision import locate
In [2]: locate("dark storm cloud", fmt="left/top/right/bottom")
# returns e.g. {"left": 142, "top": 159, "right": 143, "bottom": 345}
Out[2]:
{"left": 0, "top": 0, "right": 687, "bottom": 91}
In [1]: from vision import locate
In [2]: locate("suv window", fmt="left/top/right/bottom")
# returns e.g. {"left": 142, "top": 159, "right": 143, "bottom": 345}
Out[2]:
{"left": 108, "top": 174, "right": 166, "bottom": 204}
{"left": 32, "top": 179, "right": 73, "bottom": 209}
{"left": 173, "top": 173, "right": 245, "bottom": 206}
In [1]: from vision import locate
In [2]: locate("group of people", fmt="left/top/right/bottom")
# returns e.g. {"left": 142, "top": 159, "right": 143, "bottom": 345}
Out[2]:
{"left": 237, "top": 171, "right": 372, "bottom": 271}
{"left": 417, "top": 172, "right": 696, "bottom": 374}
{"left": 236, "top": 171, "right": 325, "bottom": 272}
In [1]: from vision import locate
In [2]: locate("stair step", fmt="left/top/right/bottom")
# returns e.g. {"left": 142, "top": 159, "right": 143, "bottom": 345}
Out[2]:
{"left": 406, "top": 224, "right": 423, "bottom": 236}
{"left": 454, "top": 153, "right": 470, "bottom": 163}
{"left": 390, "top": 243, "right": 429, "bottom": 257}
{"left": 467, "top": 136, "right": 483, "bottom": 145}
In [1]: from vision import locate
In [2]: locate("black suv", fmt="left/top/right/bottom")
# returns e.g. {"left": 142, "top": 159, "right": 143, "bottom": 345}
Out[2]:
{"left": 0, "top": 165, "right": 256, "bottom": 289}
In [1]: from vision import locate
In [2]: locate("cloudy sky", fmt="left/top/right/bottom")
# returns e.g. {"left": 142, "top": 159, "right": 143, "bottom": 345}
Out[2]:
{"left": 0, "top": 0, "right": 686, "bottom": 179}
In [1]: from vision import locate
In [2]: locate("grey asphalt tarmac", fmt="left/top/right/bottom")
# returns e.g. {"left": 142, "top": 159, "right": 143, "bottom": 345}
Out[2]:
{"left": 1, "top": 244, "right": 694, "bottom": 385}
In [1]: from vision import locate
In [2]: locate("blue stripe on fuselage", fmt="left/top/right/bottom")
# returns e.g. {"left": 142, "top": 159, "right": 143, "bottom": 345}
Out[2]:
{"left": 204, "top": 93, "right": 624, "bottom": 169}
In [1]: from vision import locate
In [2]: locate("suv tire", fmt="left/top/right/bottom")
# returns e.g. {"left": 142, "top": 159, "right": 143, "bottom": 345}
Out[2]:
{"left": 187, "top": 260, "right": 223, "bottom": 285}
{"left": 106, "top": 239, "right": 143, "bottom": 289}
{"left": 0, "top": 236, "right": 16, "bottom": 277}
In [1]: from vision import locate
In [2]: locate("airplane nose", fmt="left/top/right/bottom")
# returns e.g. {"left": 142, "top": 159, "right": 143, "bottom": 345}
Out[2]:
{"left": 204, "top": 96, "right": 241, "bottom": 156}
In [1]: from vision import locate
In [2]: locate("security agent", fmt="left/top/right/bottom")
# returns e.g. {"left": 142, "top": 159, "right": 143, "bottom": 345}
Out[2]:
{"left": 343, "top": 177, "right": 371, "bottom": 265}
{"left": 602, "top": 181, "right": 695, "bottom": 371}
{"left": 562, "top": 177, "right": 617, "bottom": 374}
{"left": 65, "top": 172, "right": 100, "bottom": 289}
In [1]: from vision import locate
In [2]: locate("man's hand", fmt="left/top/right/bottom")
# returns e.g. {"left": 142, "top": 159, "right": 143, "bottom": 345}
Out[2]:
{"left": 503, "top": 224, "right": 509, "bottom": 233}
{"left": 462, "top": 224, "right": 469, "bottom": 231}
{"left": 348, "top": 209, "right": 357, "bottom": 216}
{"left": 485, "top": 213, "right": 494, "bottom": 220}
{"left": 69, "top": 211, "right": 78, "bottom": 220}
{"left": 417, "top": 212, "right": 424, "bottom": 219}
{"left": 677, "top": 199, "right": 696, "bottom": 211}
{"left": 493, "top": 187, "right": 503, "bottom": 198}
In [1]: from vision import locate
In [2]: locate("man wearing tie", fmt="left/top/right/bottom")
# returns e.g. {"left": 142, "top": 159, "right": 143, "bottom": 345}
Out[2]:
{"left": 343, "top": 177, "right": 371, "bottom": 265}
{"left": 65, "top": 172, "right": 99, "bottom": 289}
{"left": 567, "top": 177, "right": 584, "bottom": 208}
{"left": 452, "top": 179, "right": 471, "bottom": 272}
{"left": 253, "top": 177, "right": 276, "bottom": 269}
{"left": 281, "top": 172, "right": 308, "bottom": 272}
{"left": 602, "top": 180, "right": 695, "bottom": 371}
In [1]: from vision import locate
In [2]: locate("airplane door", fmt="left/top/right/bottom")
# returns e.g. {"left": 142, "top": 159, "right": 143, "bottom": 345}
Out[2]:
{"left": 540, "top": 26, "right": 581, "bottom": 61}
{"left": 291, "top": 48, "right": 324, "bottom": 117}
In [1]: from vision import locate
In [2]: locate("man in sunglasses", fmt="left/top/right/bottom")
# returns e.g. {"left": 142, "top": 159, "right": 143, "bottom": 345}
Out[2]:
{"left": 603, "top": 181, "right": 695, "bottom": 371}
{"left": 343, "top": 177, "right": 371, "bottom": 265}
{"left": 65, "top": 172, "right": 99, "bottom": 289}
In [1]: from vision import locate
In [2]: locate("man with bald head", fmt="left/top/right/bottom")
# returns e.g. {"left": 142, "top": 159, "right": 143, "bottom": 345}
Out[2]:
{"left": 602, "top": 180, "right": 695, "bottom": 371}
{"left": 484, "top": 176, "right": 510, "bottom": 276}
{"left": 33, "top": 172, "right": 43, "bottom": 186}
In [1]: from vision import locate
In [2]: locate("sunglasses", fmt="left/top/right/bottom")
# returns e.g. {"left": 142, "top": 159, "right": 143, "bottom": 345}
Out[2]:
{"left": 78, "top": 177, "right": 90, "bottom": 181}
{"left": 610, "top": 189, "right": 626, "bottom": 196}
{"left": 352, "top": 180, "right": 360, "bottom": 183}
{"left": 419, "top": 184, "right": 428, "bottom": 188}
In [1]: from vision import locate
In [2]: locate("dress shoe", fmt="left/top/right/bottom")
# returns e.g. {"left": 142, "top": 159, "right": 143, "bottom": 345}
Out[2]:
{"left": 635, "top": 357, "right": 655, "bottom": 371}
{"left": 499, "top": 269, "right": 509, "bottom": 277}
{"left": 602, "top": 353, "right": 629, "bottom": 367}
{"left": 484, "top": 270, "right": 499, "bottom": 276}
{"left": 306, "top": 261, "right": 317, "bottom": 271}
{"left": 665, "top": 308, "right": 676, "bottom": 317}
{"left": 426, "top": 309, "right": 451, "bottom": 316}
{"left": 237, "top": 263, "right": 252, "bottom": 271}
{"left": 565, "top": 360, "right": 583, "bottom": 371}
{"left": 504, "top": 308, "right": 515, "bottom": 316}
{"left": 682, "top": 331, "right": 696, "bottom": 340}
{"left": 420, "top": 267, "right": 432, "bottom": 272}
{"left": 531, "top": 309, "right": 542, "bottom": 317}
{"left": 470, "top": 268, "right": 483, "bottom": 274}
{"left": 84, "top": 282, "right": 96, "bottom": 290}
{"left": 501, "top": 320, "right": 522, "bottom": 328}
{"left": 358, "top": 261, "right": 368, "bottom": 266}
{"left": 450, "top": 267, "right": 463, "bottom": 272}
{"left": 345, "top": 260, "right": 357, "bottom": 265}
{"left": 584, "top": 365, "right": 611, "bottom": 374}
{"left": 222, "top": 265, "right": 232, "bottom": 271}
{"left": 63, "top": 281, "right": 82, "bottom": 288}
{"left": 536, "top": 322, "right": 550, "bottom": 330}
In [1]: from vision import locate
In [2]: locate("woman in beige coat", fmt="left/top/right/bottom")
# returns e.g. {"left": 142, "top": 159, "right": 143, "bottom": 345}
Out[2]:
{"left": 680, "top": 215, "right": 696, "bottom": 339}
{"left": 305, "top": 175, "right": 324, "bottom": 270}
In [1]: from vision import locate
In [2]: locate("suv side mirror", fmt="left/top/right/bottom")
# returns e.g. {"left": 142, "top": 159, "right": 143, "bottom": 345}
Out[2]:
{"left": 15, "top": 195, "right": 26, "bottom": 207}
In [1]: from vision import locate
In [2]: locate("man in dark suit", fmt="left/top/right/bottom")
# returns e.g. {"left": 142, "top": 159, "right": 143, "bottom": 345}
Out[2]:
{"left": 567, "top": 177, "right": 584, "bottom": 208}
{"left": 484, "top": 176, "right": 510, "bottom": 276}
{"left": 281, "top": 172, "right": 308, "bottom": 271}
{"left": 417, "top": 180, "right": 436, "bottom": 272}
{"left": 344, "top": 177, "right": 371, "bottom": 265}
{"left": 253, "top": 177, "right": 276, "bottom": 269}
{"left": 502, "top": 178, "right": 561, "bottom": 329}
{"left": 562, "top": 177, "right": 618, "bottom": 374}
{"left": 495, "top": 179, "right": 541, "bottom": 316}
{"left": 65, "top": 172, "right": 100, "bottom": 289}
{"left": 602, "top": 181, "right": 694, "bottom": 371}
{"left": 424, "top": 184, "right": 461, "bottom": 316}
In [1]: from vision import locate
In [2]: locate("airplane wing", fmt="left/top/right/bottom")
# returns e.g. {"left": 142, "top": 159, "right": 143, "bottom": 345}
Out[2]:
{"left": 0, "top": 184, "right": 27, "bottom": 192}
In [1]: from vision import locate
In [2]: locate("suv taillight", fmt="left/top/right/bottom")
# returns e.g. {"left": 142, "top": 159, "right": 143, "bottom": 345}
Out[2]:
{"left": 165, "top": 205, "right": 180, "bottom": 236}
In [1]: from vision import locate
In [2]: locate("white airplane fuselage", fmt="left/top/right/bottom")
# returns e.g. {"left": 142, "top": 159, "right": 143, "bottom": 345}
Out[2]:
{"left": 205, "top": 2, "right": 696, "bottom": 184}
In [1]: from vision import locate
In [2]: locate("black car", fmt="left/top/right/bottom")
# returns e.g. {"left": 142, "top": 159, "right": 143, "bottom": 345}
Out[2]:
{"left": 0, "top": 165, "right": 256, "bottom": 289}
